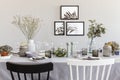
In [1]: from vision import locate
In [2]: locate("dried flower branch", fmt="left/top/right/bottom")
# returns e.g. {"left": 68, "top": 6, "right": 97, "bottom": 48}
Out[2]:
{"left": 63, "top": 11, "right": 77, "bottom": 19}
{"left": 12, "top": 15, "right": 41, "bottom": 41}
{"left": 106, "top": 41, "right": 119, "bottom": 53}
{"left": 67, "top": 26, "right": 77, "bottom": 33}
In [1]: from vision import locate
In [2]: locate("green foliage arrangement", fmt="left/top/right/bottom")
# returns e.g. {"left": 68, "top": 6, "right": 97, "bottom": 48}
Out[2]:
{"left": 0, "top": 45, "right": 13, "bottom": 53}
{"left": 87, "top": 20, "right": 106, "bottom": 52}
{"left": 87, "top": 20, "right": 106, "bottom": 38}
{"left": 54, "top": 48, "right": 67, "bottom": 57}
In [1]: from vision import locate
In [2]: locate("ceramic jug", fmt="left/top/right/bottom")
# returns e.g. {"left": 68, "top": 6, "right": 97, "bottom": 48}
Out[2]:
{"left": 103, "top": 44, "right": 112, "bottom": 57}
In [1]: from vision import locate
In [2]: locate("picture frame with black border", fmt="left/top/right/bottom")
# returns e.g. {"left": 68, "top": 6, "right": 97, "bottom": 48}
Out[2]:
{"left": 54, "top": 21, "right": 65, "bottom": 35}
{"left": 66, "top": 21, "right": 84, "bottom": 36}
{"left": 60, "top": 5, "right": 79, "bottom": 20}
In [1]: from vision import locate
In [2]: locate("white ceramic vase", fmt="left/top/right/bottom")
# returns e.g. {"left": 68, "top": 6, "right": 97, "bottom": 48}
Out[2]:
{"left": 28, "top": 39, "right": 36, "bottom": 52}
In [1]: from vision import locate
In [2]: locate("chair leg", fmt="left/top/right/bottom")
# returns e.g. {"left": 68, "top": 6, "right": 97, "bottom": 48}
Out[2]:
{"left": 24, "top": 73, "right": 27, "bottom": 80}
{"left": 47, "top": 71, "right": 50, "bottom": 80}
{"left": 38, "top": 73, "right": 40, "bottom": 80}
{"left": 10, "top": 71, "right": 15, "bottom": 80}
{"left": 17, "top": 72, "right": 21, "bottom": 80}
{"left": 31, "top": 73, "right": 33, "bottom": 80}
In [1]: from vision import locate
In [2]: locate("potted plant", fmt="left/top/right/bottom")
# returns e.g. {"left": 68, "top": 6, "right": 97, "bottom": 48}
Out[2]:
{"left": 0, "top": 45, "right": 13, "bottom": 56}
{"left": 87, "top": 20, "right": 106, "bottom": 53}
{"left": 53, "top": 48, "right": 67, "bottom": 57}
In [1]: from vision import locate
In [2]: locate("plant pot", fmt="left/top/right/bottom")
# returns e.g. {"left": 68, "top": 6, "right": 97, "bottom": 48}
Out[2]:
{"left": 0, "top": 51, "right": 9, "bottom": 56}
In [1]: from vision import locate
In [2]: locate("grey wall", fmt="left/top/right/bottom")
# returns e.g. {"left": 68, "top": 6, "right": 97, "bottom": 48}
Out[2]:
{"left": 0, "top": 0, "right": 120, "bottom": 50}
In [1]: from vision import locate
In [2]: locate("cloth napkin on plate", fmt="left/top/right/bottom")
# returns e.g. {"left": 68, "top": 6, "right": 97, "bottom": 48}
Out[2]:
{"left": 82, "top": 56, "right": 100, "bottom": 60}
{"left": 26, "top": 52, "right": 45, "bottom": 60}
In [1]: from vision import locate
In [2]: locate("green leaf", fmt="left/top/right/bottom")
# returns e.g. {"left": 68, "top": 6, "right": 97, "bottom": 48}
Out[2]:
{"left": 87, "top": 19, "right": 106, "bottom": 39}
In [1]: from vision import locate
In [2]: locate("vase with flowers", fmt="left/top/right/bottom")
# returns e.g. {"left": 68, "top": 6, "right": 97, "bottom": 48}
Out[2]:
{"left": 12, "top": 15, "right": 41, "bottom": 52}
{"left": 87, "top": 20, "right": 106, "bottom": 53}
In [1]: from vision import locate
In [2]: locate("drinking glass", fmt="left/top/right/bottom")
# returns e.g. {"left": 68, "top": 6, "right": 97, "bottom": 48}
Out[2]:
{"left": 72, "top": 42, "right": 81, "bottom": 58}
{"left": 36, "top": 41, "right": 53, "bottom": 57}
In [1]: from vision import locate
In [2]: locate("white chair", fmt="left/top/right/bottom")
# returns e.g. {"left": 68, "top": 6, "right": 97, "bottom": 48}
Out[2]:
{"left": 67, "top": 58, "right": 115, "bottom": 80}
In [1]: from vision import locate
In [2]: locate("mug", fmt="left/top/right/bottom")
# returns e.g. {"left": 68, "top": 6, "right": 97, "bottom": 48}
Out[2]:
{"left": 92, "top": 49, "right": 99, "bottom": 57}
{"left": 81, "top": 48, "right": 87, "bottom": 55}
{"left": 114, "top": 50, "right": 120, "bottom": 55}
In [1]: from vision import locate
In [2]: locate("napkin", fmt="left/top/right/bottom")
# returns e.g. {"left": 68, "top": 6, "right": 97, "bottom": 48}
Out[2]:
{"left": 82, "top": 56, "right": 100, "bottom": 60}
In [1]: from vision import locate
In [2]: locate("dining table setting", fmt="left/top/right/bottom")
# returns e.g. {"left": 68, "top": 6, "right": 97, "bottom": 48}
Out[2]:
{"left": 0, "top": 51, "right": 120, "bottom": 80}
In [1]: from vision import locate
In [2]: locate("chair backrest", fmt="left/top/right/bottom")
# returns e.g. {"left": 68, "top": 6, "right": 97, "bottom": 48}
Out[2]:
{"left": 6, "top": 62, "right": 53, "bottom": 80}
{"left": 67, "top": 58, "right": 114, "bottom": 80}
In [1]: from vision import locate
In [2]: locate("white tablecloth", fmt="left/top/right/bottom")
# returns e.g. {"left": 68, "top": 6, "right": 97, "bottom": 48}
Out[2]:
{"left": 0, "top": 54, "right": 120, "bottom": 80}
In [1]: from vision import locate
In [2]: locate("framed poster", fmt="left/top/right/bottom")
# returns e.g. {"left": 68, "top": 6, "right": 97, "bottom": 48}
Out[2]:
{"left": 66, "top": 21, "right": 84, "bottom": 36}
{"left": 54, "top": 21, "right": 65, "bottom": 35}
{"left": 60, "top": 5, "right": 79, "bottom": 20}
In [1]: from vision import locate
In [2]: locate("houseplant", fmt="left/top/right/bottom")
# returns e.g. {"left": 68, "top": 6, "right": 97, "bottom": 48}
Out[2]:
{"left": 105, "top": 41, "right": 119, "bottom": 55}
{"left": 53, "top": 48, "right": 67, "bottom": 57}
{"left": 87, "top": 20, "right": 106, "bottom": 53}
{"left": 12, "top": 15, "right": 41, "bottom": 52}
{"left": 0, "top": 45, "right": 13, "bottom": 56}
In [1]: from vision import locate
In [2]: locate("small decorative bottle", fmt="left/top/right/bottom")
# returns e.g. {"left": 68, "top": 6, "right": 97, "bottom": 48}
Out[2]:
{"left": 28, "top": 40, "right": 36, "bottom": 52}
{"left": 71, "top": 42, "right": 73, "bottom": 57}
{"left": 66, "top": 42, "right": 69, "bottom": 57}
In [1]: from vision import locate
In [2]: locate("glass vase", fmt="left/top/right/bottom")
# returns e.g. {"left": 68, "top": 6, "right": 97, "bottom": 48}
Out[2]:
{"left": 88, "top": 38, "right": 96, "bottom": 54}
{"left": 71, "top": 42, "right": 81, "bottom": 58}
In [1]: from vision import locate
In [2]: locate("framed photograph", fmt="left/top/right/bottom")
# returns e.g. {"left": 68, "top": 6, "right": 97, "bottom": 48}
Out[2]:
{"left": 54, "top": 21, "right": 65, "bottom": 35}
{"left": 60, "top": 5, "right": 79, "bottom": 20}
{"left": 66, "top": 21, "right": 84, "bottom": 36}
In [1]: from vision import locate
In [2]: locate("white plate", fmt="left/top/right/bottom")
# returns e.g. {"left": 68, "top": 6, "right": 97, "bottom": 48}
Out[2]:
{"left": 0, "top": 54, "right": 12, "bottom": 59}
{"left": 82, "top": 56, "right": 100, "bottom": 60}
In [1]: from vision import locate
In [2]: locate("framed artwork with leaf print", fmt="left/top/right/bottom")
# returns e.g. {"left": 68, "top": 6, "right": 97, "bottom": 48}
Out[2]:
{"left": 66, "top": 21, "right": 84, "bottom": 36}
{"left": 54, "top": 21, "right": 65, "bottom": 35}
{"left": 60, "top": 5, "right": 79, "bottom": 20}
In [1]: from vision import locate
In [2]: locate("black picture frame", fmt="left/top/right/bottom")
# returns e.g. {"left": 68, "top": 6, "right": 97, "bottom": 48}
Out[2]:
{"left": 60, "top": 5, "right": 79, "bottom": 20}
{"left": 54, "top": 21, "right": 65, "bottom": 35}
{"left": 66, "top": 21, "right": 84, "bottom": 36}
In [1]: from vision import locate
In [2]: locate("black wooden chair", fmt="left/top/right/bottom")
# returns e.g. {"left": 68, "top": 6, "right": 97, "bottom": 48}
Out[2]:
{"left": 6, "top": 62, "right": 53, "bottom": 80}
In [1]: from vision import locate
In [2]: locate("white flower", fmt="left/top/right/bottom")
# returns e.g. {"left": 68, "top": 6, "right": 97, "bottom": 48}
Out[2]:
{"left": 12, "top": 15, "right": 41, "bottom": 41}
